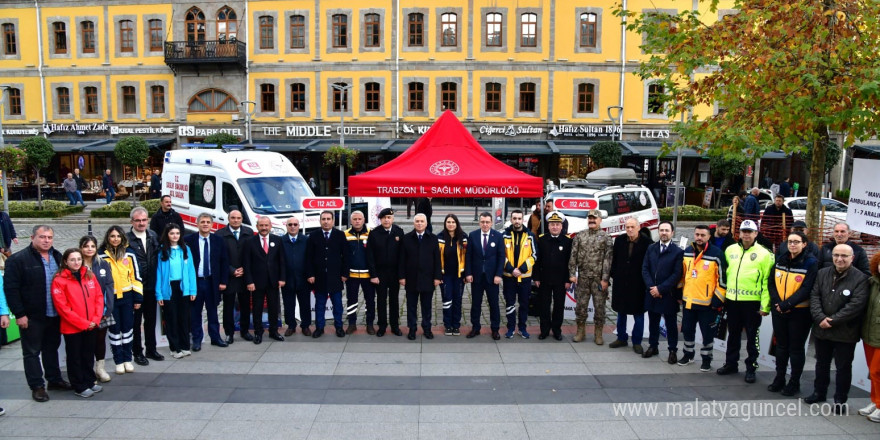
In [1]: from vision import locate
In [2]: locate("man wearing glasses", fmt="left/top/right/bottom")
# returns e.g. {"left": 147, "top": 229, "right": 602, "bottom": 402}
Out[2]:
{"left": 804, "top": 244, "right": 870, "bottom": 414}
{"left": 281, "top": 217, "right": 311, "bottom": 336}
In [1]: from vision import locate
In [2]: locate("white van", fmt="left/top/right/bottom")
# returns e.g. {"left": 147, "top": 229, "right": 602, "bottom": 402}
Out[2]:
{"left": 162, "top": 148, "right": 321, "bottom": 234}
{"left": 547, "top": 184, "right": 660, "bottom": 241}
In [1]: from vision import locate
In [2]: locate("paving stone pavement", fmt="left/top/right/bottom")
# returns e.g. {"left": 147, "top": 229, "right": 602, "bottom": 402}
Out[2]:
{"left": 1, "top": 210, "right": 877, "bottom": 439}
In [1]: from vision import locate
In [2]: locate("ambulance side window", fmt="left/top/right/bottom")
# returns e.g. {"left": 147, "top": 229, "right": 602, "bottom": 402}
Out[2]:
{"left": 222, "top": 182, "right": 250, "bottom": 225}
{"left": 189, "top": 174, "right": 216, "bottom": 209}
{"left": 598, "top": 194, "right": 615, "bottom": 215}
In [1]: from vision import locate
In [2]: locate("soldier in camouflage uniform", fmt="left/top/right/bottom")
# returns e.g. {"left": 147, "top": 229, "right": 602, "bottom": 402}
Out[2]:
{"left": 567, "top": 209, "right": 613, "bottom": 344}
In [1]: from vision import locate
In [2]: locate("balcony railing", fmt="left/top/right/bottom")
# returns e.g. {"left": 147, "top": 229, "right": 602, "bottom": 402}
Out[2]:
{"left": 164, "top": 39, "right": 246, "bottom": 73}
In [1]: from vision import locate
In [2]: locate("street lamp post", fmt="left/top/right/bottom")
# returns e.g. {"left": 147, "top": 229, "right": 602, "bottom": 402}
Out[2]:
{"left": 240, "top": 100, "right": 256, "bottom": 146}
{"left": 330, "top": 82, "right": 352, "bottom": 204}
{"left": 607, "top": 106, "right": 623, "bottom": 142}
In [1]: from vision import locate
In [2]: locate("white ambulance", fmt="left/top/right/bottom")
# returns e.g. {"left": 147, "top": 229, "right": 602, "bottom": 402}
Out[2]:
{"left": 162, "top": 147, "right": 321, "bottom": 234}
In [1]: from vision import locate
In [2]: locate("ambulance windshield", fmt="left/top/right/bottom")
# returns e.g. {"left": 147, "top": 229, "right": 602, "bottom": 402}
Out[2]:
{"left": 237, "top": 176, "right": 314, "bottom": 214}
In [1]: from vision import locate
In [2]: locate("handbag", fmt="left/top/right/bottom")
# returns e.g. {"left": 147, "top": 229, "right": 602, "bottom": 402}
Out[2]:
{"left": 99, "top": 314, "right": 116, "bottom": 329}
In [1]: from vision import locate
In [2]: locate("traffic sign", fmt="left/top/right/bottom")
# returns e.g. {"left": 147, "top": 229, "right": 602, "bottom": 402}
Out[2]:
{"left": 553, "top": 198, "right": 598, "bottom": 210}
{"left": 302, "top": 197, "right": 345, "bottom": 210}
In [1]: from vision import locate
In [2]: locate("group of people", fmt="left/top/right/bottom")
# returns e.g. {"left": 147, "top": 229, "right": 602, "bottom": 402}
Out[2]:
{"left": 65, "top": 168, "right": 163, "bottom": 206}
{"left": 1, "top": 199, "right": 879, "bottom": 425}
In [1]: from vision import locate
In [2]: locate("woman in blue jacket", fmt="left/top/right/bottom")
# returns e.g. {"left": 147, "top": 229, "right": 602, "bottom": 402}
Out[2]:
{"left": 155, "top": 224, "right": 196, "bottom": 359}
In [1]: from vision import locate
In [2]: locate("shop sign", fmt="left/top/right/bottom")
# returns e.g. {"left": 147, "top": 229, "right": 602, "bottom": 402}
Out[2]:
{"left": 548, "top": 125, "right": 619, "bottom": 138}
{"left": 261, "top": 125, "right": 377, "bottom": 137}
{"left": 2, "top": 127, "right": 40, "bottom": 136}
{"left": 43, "top": 122, "right": 110, "bottom": 135}
{"left": 110, "top": 125, "right": 176, "bottom": 135}
{"left": 639, "top": 129, "right": 672, "bottom": 139}
{"left": 479, "top": 125, "right": 545, "bottom": 137}
{"left": 178, "top": 126, "right": 243, "bottom": 137}
{"left": 400, "top": 124, "right": 431, "bottom": 135}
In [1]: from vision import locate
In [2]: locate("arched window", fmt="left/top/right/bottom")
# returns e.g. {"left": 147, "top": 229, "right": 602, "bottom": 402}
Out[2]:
{"left": 408, "top": 13, "right": 423, "bottom": 47}
{"left": 485, "top": 13, "right": 502, "bottom": 47}
{"left": 441, "top": 13, "right": 457, "bottom": 47}
{"left": 185, "top": 7, "right": 206, "bottom": 43}
{"left": 364, "top": 82, "right": 380, "bottom": 111}
{"left": 188, "top": 88, "right": 238, "bottom": 112}
{"left": 647, "top": 83, "right": 665, "bottom": 114}
{"left": 521, "top": 13, "right": 537, "bottom": 47}
{"left": 485, "top": 82, "right": 501, "bottom": 112}
{"left": 577, "top": 83, "right": 595, "bottom": 113}
{"left": 580, "top": 13, "right": 597, "bottom": 48}
{"left": 119, "top": 20, "right": 134, "bottom": 52}
{"left": 217, "top": 6, "right": 237, "bottom": 41}
{"left": 259, "top": 16, "right": 274, "bottom": 49}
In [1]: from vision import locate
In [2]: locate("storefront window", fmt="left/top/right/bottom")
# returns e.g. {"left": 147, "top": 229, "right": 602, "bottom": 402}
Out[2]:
{"left": 558, "top": 155, "right": 594, "bottom": 180}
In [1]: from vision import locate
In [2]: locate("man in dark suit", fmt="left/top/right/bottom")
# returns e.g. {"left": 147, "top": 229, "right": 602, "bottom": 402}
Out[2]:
{"left": 150, "top": 169, "right": 161, "bottom": 199}
{"left": 184, "top": 213, "right": 230, "bottom": 350}
{"left": 281, "top": 216, "right": 311, "bottom": 336}
{"left": 367, "top": 208, "right": 405, "bottom": 337}
{"left": 126, "top": 207, "right": 163, "bottom": 365}
{"left": 398, "top": 214, "right": 442, "bottom": 340}
{"left": 306, "top": 210, "right": 349, "bottom": 338}
{"left": 242, "top": 216, "right": 286, "bottom": 344}
{"left": 216, "top": 210, "right": 254, "bottom": 343}
{"left": 465, "top": 212, "right": 505, "bottom": 340}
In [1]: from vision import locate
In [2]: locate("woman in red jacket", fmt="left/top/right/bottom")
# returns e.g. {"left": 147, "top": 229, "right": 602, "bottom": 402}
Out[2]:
{"left": 51, "top": 248, "right": 105, "bottom": 398}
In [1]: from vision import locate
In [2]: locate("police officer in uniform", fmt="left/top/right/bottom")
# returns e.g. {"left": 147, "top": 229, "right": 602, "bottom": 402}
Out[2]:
{"left": 533, "top": 212, "right": 572, "bottom": 340}
{"left": 568, "top": 209, "right": 613, "bottom": 344}
{"left": 367, "top": 208, "right": 405, "bottom": 337}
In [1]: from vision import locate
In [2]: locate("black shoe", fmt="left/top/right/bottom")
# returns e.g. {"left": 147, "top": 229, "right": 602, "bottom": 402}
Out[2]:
{"left": 491, "top": 331, "right": 501, "bottom": 340}
{"left": 346, "top": 324, "right": 357, "bottom": 335}
{"left": 211, "top": 340, "right": 229, "bottom": 347}
{"left": 642, "top": 346, "right": 659, "bottom": 359}
{"left": 312, "top": 328, "right": 324, "bottom": 338}
{"left": 253, "top": 334, "right": 262, "bottom": 345}
{"left": 376, "top": 328, "right": 386, "bottom": 337}
{"left": 667, "top": 352, "right": 678, "bottom": 365}
{"left": 335, "top": 328, "right": 345, "bottom": 337}
{"left": 445, "top": 327, "right": 453, "bottom": 336}
{"left": 407, "top": 330, "right": 416, "bottom": 340}
{"left": 538, "top": 333, "right": 548, "bottom": 340}
{"left": 32, "top": 387, "right": 49, "bottom": 402}
{"left": 133, "top": 354, "right": 150, "bottom": 366}
{"left": 553, "top": 334, "right": 563, "bottom": 341}
{"left": 192, "top": 344, "right": 202, "bottom": 352}
{"left": 699, "top": 358, "right": 712, "bottom": 372}
{"left": 391, "top": 327, "right": 403, "bottom": 336}
{"left": 268, "top": 333, "right": 284, "bottom": 342}
{"left": 146, "top": 350, "right": 165, "bottom": 361}
{"left": 225, "top": 335, "right": 235, "bottom": 345}
{"left": 301, "top": 328, "right": 312, "bottom": 337}
{"left": 424, "top": 330, "right": 434, "bottom": 340}
{"left": 803, "top": 392, "right": 826, "bottom": 404}
{"left": 466, "top": 329, "right": 480, "bottom": 338}
{"left": 240, "top": 332, "right": 254, "bottom": 342}
{"left": 781, "top": 380, "right": 800, "bottom": 396}
{"left": 716, "top": 364, "right": 739, "bottom": 375}
{"left": 833, "top": 399, "right": 848, "bottom": 415}
{"left": 677, "top": 353, "right": 695, "bottom": 366}
{"left": 47, "top": 380, "right": 71, "bottom": 391}
{"left": 744, "top": 370, "right": 756, "bottom": 384}
{"left": 767, "top": 376, "right": 786, "bottom": 392}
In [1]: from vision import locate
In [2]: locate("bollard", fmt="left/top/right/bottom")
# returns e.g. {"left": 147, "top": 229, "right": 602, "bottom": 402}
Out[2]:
{"left": 88, "top": 219, "right": 92, "bottom": 236}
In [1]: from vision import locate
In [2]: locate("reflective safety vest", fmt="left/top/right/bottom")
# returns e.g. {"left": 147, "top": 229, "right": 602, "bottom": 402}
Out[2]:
{"left": 724, "top": 242, "right": 775, "bottom": 312}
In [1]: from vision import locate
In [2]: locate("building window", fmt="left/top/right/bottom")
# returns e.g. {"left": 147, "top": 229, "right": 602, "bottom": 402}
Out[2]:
{"left": 3, "top": 23, "right": 16, "bottom": 55}
{"left": 364, "top": 13, "right": 380, "bottom": 47}
{"left": 441, "top": 82, "right": 456, "bottom": 111}
{"left": 188, "top": 88, "right": 238, "bottom": 112}
{"left": 185, "top": 7, "right": 205, "bottom": 43}
{"left": 647, "top": 83, "right": 665, "bottom": 114}
{"left": 217, "top": 7, "right": 237, "bottom": 41}
{"left": 259, "top": 16, "right": 274, "bottom": 49}
{"left": 408, "top": 13, "right": 423, "bottom": 47}
{"left": 148, "top": 19, "right": 163, "bottom": 51}
{"left": 151, "top": 85, "right": 165, "bottom": 113}
{"left": 485, "top": 13, "right": 502, "bottom": 47}
{"left": 81, "top": 21, "right": 95, "bottom": 53}
{"left": 332, "top": 14, "right": 348, "bottom": 48}
{"left": 289, "top": 15, "right": 305, "bottom": 48}
{"left": 260, "top": 84, "right": 275, "bottom": 112}
{"left": 332, "top": 83, "right": 349, "bottom": 112}
{"left": 521, "top": 13, "right": 537, "bottom": 47}
{"left": 54, "top": 22, "right": 67, "bottom": 54}
{"left": 519, "top": 82, "right": 535, "bottom": 112}
{"left": 122, "top": 86, "right": 136, "bottom": 114}
{"left": 365, "top": 82, "right": 380, "bottom": 111}
{"left": 485, "top": 82, "right": 501, "bottom": 112}
{"left": 57, "top": 87, "right": 70, "bottom": 114}
{"left": 577, "top": 83, "right": 595, "bottom": 113}
{"left": 290, "top": 83, "right": 305, "bottom": 112}
{"left": 580, "top": 13, "right": 597, "bottom": 48}
{"left": 441, "top": 13, "right": 457, "bottom": 47}
{"left": 119, "top": 20, "right": 134, "bottom": 52}
{"left": 7, "top": 87, "right": 21, "bottom": 115}
{"left": 408, "top": 82, "right": 424, "bottom": 111}
{"left": 84, "top": 86, "right": 98, "bottom": 114}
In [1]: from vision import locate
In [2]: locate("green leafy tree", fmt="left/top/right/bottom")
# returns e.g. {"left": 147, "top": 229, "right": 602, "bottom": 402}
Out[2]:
{"left": 589, "top": 141, "right": 623, "bottom": 169}
{"left": 619, "top": 0, "right": 880, "bottom": 237}
{"left": 20, "top": 136, "right": 55, "bottom": 208}
{"left": 0, "top": 146, "right": 27, "bottom": 211}
{"left": 115, "top": 136, "right": 150, "bottom": 202}
{"left": 324, "top": 145, "right": 358, "bottom": 198}
{"left": 709, "top": 154, "right": 749, "bottom": 207}
{"left": 204, "top": 133, "right": 240, "bottom": 148}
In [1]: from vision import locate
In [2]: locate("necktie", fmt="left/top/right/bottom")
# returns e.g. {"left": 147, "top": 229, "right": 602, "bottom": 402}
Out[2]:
{"left": 203, "top": 237, "right": 210, "bottom": 277}
{"left": 324, "top": 231, "right": 330, "bottom": 240}
{"left": 418, "top": 234, "right": 422, "bottom": 242}
{"left": 483, "top": 233, "right": 488, "bottom": 252}
{"left": 263, "top": 236, "right": 269, "bottom": 254}
{"left": 291, "top": 236, "right": 296, "bottom": 244}
{"left": 233, "top": 230, "right": 239, "bottom": 240}
{"left": 661, "top": 244, "right": 667, "bottom": 253}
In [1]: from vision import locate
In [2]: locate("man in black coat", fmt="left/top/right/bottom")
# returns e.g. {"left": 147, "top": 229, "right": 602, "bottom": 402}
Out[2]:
{"left": 150, "top": 169, "right": 162, "bottom": 199}
{"left": 4, "top": 225, "right": 68, "bottom": 402}
{"left": 532, "top": 212, "right": 572, "bottom": 341}
{"left": 242, "top": 217, "right": 286, "bottom": 344}
{"left": 306, "top": 211, "right": 349, "bottom": 338}
{"left": 126, "top": 207, "right": 163, "bottom": 365}
{"left": 281, "top": 216, "right": 311, "bottom": 336}
{"left": 366, "top": 208, "right": 405, "bottom": 337}
{"left": 398, "top": 214, "right": 442, "bottom": 340}
{"left": 609, "top": 218, "right": 652, "bottom": 354}
{"left": 818, "top": 222, "right": 871, "bottom": 276}
{"left": 150, "top": 195, "right": 185, "bottom": 236}
{"left": 216, "top": 210, "right": 254, "bottom": 343}
{"left": 184, "top": 213, "right": 230, "bottom": 350}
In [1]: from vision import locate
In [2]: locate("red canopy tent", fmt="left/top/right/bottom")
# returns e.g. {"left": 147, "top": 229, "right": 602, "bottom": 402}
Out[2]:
{"left": 349, "top": 111, "right": 543, "bottom": 198}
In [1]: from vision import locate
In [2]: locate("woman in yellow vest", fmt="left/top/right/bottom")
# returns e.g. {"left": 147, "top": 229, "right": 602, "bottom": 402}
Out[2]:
{"left": 99, "top": 226, "right": 143, "bottom": 375}
{"left": 438, "top": 214, "right": 467, "bottom": 336}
